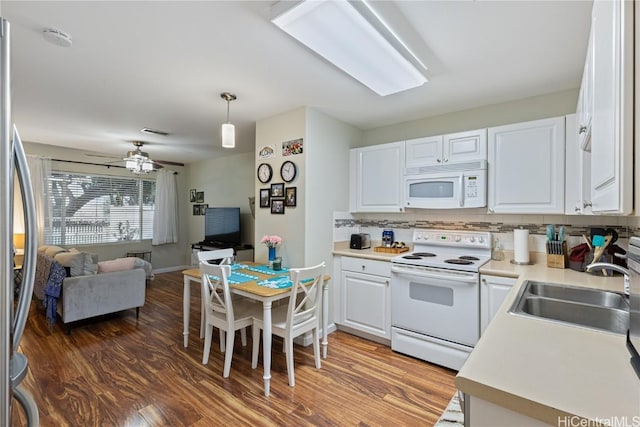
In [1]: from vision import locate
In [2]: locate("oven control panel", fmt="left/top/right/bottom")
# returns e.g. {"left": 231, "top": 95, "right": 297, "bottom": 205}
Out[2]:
{"left": 413, "top": 230, "right": 491, "bottom": 249}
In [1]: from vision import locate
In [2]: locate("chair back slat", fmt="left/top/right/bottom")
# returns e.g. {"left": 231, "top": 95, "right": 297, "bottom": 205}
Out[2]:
{"left": 286, "top": 262, "right": 325, "bottom": 329}
{"left": 197, "top": 248, "right": 234, "bottom": 265}
{"left": 199, "top": 262, "right": 234, "bottom": 322}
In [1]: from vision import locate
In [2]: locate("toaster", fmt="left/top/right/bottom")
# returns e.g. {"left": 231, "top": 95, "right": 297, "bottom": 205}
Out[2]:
{"left": 350, "top": 233, "right": 371, "bottom": 250}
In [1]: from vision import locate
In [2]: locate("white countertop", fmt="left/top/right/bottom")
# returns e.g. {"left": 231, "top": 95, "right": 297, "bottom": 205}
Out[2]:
{"left": 332, "top": 243, "right": 640, "bottom": 423}
{"left": 459, "top": 258, "right": 640, "bottom": 424}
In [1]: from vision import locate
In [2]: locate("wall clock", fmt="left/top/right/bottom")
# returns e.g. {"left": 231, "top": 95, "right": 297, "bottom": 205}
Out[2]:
{"left": 257, "top": 163, "right": 273, "bottom": 183}
{"left": 280, "top": 160, "right": 297, "bottom": 183}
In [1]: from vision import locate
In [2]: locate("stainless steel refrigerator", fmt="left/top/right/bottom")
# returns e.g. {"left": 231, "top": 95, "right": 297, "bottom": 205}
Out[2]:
{"left": 0, "top": 18, "right": 39, "bottom": 426}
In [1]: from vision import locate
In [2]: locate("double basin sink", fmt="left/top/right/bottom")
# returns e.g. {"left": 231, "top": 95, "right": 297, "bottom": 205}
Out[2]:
{"left": 509, "top": 281, "right": 629, "bottom": 334}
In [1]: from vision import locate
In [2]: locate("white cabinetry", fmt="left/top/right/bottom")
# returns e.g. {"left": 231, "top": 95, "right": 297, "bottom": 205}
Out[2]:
{"left": 565, "top": 114, "right": 592, "bottom": 215}
{"left": 488, "top": 117, "right": 565, "bottom": 214}
{"left": 349, "top": 141, "right": 404, "bottom": 212}
{"left": 480, "top": 274, "right": 516, "bottom": 335}
{"left": 405, "top": 129, "right": 486, "bottom": 169}
{"left": 590, "top": 0, "right": 633, "bottom": 215}
{"left": 339, "top": 256, "right": 391, "bottom": 340}
{"left": 576, "top": 25, "right": 594, "bottom": 151}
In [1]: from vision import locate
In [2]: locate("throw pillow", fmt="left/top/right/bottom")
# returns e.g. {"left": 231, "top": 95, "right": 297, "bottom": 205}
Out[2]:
{"left": 44, "top": 246, "right": 68, "bottom": 257}
{"left": 54, "top": 251, "right": 97, "bottom": 276}
{"left": 97, "top": 257, "right": 136, "bottom": 274}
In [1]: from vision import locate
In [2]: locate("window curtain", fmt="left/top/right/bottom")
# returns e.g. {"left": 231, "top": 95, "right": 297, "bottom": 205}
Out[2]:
{"left": 26, "top": 156, "right": 51, "bottom": 246}
{"left": 152, "top": 169, "right": 178, "bottom": 245}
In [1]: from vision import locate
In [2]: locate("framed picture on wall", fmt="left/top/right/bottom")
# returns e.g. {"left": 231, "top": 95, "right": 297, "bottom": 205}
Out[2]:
{"left": 189, "top": 188, "right": 197, "bottom": 202}
{"left": 270, "top": 183, "right": 284, "bottom": 198}
{"left": 285, "top": 187, "right": 296, "bottom": 207}
{"left": 271, "top": 199, "right": 285, "bottom": 214}
{"left": 201, "top": 204, "right": 208, "bottom": 215}
{"left": 259, "top": 188, "right": 270, "bottom": 208}
{"left": 193, "top": 204, "right": 200, "bottom": 216}
{"left": 196, "top": 191, "right": 204, "bottom": 203}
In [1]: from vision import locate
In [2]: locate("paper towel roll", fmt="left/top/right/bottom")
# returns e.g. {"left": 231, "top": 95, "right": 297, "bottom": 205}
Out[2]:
{"left": 513, "top": 229, "right": 530, "bottom": 264}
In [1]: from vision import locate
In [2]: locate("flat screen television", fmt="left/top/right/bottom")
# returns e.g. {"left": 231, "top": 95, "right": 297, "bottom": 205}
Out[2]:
{"left": 204, "top": 207, "right": 241, "bottom": 247}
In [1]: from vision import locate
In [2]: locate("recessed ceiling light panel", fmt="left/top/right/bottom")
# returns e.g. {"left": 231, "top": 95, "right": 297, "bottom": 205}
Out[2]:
{"left": 271, "top": 0, "right": 427, "bottom": 96}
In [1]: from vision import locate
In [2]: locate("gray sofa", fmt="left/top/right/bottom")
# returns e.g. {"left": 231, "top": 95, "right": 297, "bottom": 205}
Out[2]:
{"left": 35, "top": 246, "right": 147, "bottom": 332}
{"left": 57, "top": 268, "right": 146, "bottom": 328}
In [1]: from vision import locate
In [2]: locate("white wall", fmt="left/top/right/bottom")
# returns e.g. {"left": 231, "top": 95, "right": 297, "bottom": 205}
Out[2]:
{"left": 23, "top": 141, "right": 189, "bottom": 270}
{"left": 254, "top": 107, "right": 307, "bottom": 266}
{"left": 187, "top": 151, "right": 255, "bottom": 249}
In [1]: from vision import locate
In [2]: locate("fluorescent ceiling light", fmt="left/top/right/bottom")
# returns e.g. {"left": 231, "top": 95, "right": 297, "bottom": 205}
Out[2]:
{"left": 271, "top": 0, "right": 427, "bottom": 96}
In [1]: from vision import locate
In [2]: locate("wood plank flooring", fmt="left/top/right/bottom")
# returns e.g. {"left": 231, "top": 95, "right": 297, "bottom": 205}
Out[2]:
{"left": 13, "top": 270, "right": 456, "bottom": 426}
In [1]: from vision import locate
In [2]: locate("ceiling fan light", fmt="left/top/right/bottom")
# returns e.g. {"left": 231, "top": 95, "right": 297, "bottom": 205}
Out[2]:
{"left": 222, "top": 122, "right": 235, "bottom": 148}
{"left": 125, "top": 160, "right": 138, "bottom": 170}
{"left": 142, "top": 161, "right": 154, "bottom": 171}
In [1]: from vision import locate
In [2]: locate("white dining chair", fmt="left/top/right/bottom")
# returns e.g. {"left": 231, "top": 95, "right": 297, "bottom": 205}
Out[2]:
{"left": 197, "top": 249, "right": 235, "bottom": 340}
{"left": 199, "top": 260, "right": 261, "bottom": 377}
{"left": 251, "top": 262, "right": 325, "bottom": 387}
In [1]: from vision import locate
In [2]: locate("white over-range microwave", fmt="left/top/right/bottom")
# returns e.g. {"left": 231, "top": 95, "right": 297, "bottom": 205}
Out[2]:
{"left": 404, "top": 160, "right": 487, "bottom": 209}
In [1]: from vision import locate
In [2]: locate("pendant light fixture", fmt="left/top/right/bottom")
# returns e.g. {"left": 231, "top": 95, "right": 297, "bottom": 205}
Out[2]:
{"left": 220, "top": 92, "right": 237, "bottom": 148}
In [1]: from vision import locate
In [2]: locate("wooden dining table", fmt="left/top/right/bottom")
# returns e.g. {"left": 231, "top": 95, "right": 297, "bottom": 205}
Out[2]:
{"left": 181, "top": 264, "right": 330, "bottom": 397}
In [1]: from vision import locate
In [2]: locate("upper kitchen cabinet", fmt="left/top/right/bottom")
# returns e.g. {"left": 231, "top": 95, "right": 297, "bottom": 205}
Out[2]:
{"left": 589, "top": 0, "right": 632, "bottom": 215}
{"left": 565, "top": 113, "right": 592, "bottom": 215}
{"left": 405, "top": 129, "right": 486, "bottom": 169}
{"left": 488, "top": 116, "right": 565, "bottom": 214}
{"left": 576, "top": 25, "right": 594, "bottom": 152}
{"left": 349, "top": 141, "right": 405, "bottom": 212}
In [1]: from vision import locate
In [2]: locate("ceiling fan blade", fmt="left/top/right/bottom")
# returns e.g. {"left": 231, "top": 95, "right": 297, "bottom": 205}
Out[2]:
{"left": 154, "top": 159, "right": 185, "bottom": 167}
{"left": 85, "top": 153, "right": 121, "bottom": 160}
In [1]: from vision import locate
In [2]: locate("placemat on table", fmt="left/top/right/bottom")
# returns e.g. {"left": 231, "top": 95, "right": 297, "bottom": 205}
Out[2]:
{"left": 208, "top": 272, "right": 258, "bottom": 285}
{"left": 244, "top": 265, "right": 290, "bottom": 275}
{"left": 256, "top": 276, "right": 292, "bottom": 289}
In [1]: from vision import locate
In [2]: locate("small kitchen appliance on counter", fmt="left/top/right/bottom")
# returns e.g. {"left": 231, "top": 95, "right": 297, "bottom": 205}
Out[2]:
{"left": 350, "top": 233, "right": 371, "bottom": 250}
{"left": 626, "top": 237, "right": 640, "bottom": 379}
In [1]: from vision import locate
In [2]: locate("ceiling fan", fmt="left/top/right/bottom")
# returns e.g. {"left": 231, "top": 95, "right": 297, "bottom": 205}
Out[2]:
{"left": 85, "top": 141, "right": 184, "bottom": 173}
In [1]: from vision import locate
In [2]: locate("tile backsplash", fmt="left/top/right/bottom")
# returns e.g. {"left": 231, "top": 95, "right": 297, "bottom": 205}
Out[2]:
{"left": 334, "top": 210, "right": 638, "bottom": 253}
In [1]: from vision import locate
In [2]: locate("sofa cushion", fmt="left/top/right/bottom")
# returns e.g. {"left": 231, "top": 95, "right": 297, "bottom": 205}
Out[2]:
{"left": 97, "top": 257, "right": 137, "bottom": 274}
{"left": 43, "top": 245, "right": 68, "bottom": 257}
{"left": 54, "top": 251, "right": 97, "bottom": 277}
{"left": 54, "top": 252, "right": 84, "bottom": 276}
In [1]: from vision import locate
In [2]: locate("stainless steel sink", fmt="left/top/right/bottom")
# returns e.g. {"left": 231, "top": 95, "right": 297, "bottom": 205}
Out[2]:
{"left": 509, "top": 281, "right": 629, "bottom": 334}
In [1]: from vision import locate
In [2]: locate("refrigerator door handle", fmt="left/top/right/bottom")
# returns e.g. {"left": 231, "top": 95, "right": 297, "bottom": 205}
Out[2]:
{"left": 12, "top": 125, "right": 36, "bottom": 349}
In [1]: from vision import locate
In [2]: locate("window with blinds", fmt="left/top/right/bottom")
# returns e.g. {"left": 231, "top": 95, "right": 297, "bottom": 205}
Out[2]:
{"left": 45, "top": 172, "right": 155, "bottom": 246}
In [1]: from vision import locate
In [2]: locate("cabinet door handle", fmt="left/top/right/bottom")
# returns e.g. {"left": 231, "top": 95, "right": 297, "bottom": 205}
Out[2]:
{"left": 444, "top": 157, "right": 448, "bottom": 163}
{"left": 437, "top": 158, "right": 442, "bottom": 163}
{"left": 583, "top": 201, "right": 592, "bottom": 208}
{"left": 488, "top": 208, "right": 494, "bottom": 213}
{"left": 361, "top": 265, "right": 366, "bottom": 271}
{"left": 481, "top": 278, "right": 487, "bottom": 285}
{"left": 385, "top": 280, "right": 389, "bottom": 286}
{"left": 578, "top": 125, "right": 587, "bottom": 134}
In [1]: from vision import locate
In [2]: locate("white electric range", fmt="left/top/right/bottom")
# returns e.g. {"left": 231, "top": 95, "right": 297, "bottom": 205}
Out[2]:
{"left": 390, "top": 229, "right": 492, "bottom": 370}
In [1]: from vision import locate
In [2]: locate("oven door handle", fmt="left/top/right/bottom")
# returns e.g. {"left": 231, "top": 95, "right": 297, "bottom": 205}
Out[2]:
{"left": 391, "top": 265, "right": 477, "bottom": 284}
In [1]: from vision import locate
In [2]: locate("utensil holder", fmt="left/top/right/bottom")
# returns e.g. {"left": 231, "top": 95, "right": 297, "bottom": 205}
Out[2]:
{"left": 546, "top": 241, "right": 568, "bottom": 269}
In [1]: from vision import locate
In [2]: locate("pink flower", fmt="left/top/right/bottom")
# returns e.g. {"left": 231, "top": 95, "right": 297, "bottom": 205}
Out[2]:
{"left": 260, "top": 235, "right": 282, "bottom": 248}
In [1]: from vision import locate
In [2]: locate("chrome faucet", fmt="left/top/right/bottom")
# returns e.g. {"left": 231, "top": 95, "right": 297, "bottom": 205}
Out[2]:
{"left": 585, "top": 262, "right": 630, "bottom": 295}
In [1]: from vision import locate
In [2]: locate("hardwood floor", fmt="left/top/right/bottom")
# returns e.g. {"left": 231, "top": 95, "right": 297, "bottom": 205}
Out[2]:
{"left": 13, "top": 270, "right": 457, "bottom": 426}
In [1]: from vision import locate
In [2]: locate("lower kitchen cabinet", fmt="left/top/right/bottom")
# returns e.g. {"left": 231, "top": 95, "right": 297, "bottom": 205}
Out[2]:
{"left": 339, "top": 256, "right": 391, "bottom": 340}
{"left": 480, "top": 274, "right": 517, "bottom": 335}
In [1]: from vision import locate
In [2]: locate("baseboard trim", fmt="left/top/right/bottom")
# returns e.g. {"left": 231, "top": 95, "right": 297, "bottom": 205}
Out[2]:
{"left": 152, "top": 265, "right": 192, "bottom": 274}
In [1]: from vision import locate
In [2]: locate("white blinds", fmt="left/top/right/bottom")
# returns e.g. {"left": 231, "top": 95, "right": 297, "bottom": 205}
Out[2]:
{"left": 45, "top": 172, "right": 155, "bottom": 246}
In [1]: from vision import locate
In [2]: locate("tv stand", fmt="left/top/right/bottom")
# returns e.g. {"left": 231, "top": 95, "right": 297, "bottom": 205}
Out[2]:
{"left": 190, "top": 242, "right": 254, "bottom": 265}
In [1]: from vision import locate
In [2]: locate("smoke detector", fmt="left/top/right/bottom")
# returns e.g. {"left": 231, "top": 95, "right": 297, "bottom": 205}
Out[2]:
{"left": 42, "top": 28, "right": 72, "bottom": 48}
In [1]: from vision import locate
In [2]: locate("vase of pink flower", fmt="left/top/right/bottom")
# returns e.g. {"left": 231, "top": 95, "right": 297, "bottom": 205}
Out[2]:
{"left": 260, "top": 235, "right": 282, "bottom": 261}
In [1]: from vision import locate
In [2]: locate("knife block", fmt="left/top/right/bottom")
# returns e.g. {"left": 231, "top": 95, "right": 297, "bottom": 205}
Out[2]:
{"left": 546, "top": 241, "right": 568, "bottom": 269}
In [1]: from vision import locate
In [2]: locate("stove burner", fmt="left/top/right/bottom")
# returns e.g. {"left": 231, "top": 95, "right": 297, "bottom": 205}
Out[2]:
{"left": 445, "top": 259, "right": 474, "bottom": 265}
{"left": 412, "top": 252, "right": 436, "bottom": 257}
{"left": 459, "top": 256, "right": 480, "bottom": 261}
{"left": 402, "top": 255, "right": 423, "bottom": 260}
